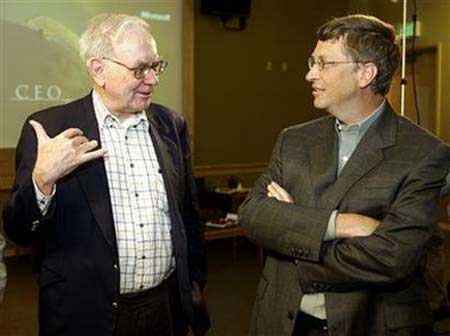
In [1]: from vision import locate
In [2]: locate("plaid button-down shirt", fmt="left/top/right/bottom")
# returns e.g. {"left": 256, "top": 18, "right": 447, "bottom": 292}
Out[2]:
{"left": 34, "top": 92, "right": 175, "bottom": 293}
{"left": 92, "top": 92, "right": 174, "bottom": 293}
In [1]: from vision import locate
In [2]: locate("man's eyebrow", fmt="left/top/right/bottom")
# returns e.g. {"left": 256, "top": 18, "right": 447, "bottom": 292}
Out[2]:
{"left": 132, "top": 55, "right": 161, "bottom": 67}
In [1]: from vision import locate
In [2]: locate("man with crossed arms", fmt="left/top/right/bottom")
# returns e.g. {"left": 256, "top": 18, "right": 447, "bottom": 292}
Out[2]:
{"left": 239, "top": 14, "right": 450, "bottom": 336}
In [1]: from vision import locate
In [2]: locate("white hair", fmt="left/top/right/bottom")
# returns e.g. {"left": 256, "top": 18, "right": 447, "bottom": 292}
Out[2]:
{"left": 79, "top": 13, "right": 152, "bottom": 65}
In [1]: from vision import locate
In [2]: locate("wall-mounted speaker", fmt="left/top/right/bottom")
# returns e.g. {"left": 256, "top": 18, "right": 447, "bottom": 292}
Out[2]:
{"left": 200, "top": 0, "right": 252, "bottom": 18}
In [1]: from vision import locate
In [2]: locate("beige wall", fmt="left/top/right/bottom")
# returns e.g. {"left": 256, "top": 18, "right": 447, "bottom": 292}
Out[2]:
{"left": 193, "top": 0, "right": 350, "bottom": 166}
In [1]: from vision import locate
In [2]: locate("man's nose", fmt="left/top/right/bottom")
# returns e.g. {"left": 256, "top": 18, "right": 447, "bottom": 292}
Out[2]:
{"left": 144, "top": 70, "right": 159, "bottom": 86}
{"left": 305, "top": 66, "right": 319, "bottom": 82}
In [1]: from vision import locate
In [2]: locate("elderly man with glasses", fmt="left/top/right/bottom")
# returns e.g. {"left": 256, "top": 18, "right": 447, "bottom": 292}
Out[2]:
{"left": 3, "top": 13, "right": 209, "bottom": 336}
{"left": 239, "top": 14, "right": 450, "bottom": 336}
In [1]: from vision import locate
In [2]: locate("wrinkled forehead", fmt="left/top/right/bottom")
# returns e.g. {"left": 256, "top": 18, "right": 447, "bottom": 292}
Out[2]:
{"left": 113, "top": 29, "right": 158, "bottom": 59}
{"left": 119, "top": 27, "right": 156, "bottom": 45}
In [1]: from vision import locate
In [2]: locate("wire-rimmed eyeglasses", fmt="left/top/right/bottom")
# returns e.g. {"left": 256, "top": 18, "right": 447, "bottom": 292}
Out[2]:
{"left": 103, "top": 58, "right": 168, "bottom": 79}
{"left": 308, "top": 56, "right": 358, "bottom": 71}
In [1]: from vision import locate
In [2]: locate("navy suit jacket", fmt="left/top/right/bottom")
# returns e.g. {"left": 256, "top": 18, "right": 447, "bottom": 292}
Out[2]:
{"left": 3, "top": 93, "right": 209, "bottom": 335}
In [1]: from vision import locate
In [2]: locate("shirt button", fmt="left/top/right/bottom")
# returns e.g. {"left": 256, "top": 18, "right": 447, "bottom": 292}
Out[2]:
{"left": 130, "top": 163, "right": 134, "bottom": 168}
{"left": 135, "top": 193, "right": 139, "bottom": 197}
{"left": 140, "top": 285, "right": 144, "bottom": 290}
{"left": 31, "top": 220, "right": 40, "bottom": 232}
{"left": 142, "top": 255, "right": 146, "bottom": 259}
{"left": 112, "top": 301, "right": 118, "bottom": 309}
{"left": 139, "top": 224, "right": 144, "bottom": 228}
{"left": 158, "top": 168, "right": 162, "bottom": 174}
{"left": 125, "top": 136, "right": 128, "bottom": 140}
{"left": 113, "top": 264, "right": 118, "bottom": 270}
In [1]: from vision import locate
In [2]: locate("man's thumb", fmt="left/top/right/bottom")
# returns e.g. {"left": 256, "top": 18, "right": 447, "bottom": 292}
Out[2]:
{"left": 29, "top": 120, "right": 49, "bottom": 142}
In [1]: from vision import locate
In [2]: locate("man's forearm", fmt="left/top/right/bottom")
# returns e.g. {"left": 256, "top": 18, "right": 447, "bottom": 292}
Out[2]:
{"left": 239, "top": 191, "right": 333, "bottom": 262}
{"left": 335, "top": 213, "right": 381, "bottom": 238}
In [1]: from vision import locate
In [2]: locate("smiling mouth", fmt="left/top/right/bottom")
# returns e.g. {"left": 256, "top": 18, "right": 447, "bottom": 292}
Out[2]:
{"left": 137, "top": 92, "right": 152, "bottom": 97}
{"left": 312, "top": 88, "right": 322, "bottom": 96}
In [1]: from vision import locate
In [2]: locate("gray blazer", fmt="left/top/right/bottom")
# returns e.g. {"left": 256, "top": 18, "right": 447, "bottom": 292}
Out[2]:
{"left": 239, "top": 103, "right": 450, "bottom": 336}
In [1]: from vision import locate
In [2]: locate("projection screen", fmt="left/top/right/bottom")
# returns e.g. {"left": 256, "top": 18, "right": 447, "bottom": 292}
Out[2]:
{"left": 0, "top": 0, "right": 183, "bottom": 148}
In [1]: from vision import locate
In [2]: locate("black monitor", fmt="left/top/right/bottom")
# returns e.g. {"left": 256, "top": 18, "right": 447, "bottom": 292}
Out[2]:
{"left": 200, "top": 0, "right": 252, "bottom": 17}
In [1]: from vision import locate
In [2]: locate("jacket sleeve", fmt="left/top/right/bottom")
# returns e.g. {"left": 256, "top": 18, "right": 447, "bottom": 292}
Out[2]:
{"left": 2, "top": 118, "right": 55, "bottom": 246}
{"left": 178, "top": 119, "right": 207, "bottom": 289}
{"left": 296, "top": 142, "right": 450, "bottom": 293}
{"left": 238, "top": 130, "right": 334, "bottom": 263}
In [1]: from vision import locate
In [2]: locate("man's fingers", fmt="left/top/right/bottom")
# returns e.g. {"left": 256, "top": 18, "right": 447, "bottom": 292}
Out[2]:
{"left": 60, "top": 127, "right": 83, "bottom": 139}
{"left": 72, "top": 136, "right": 89, "bottom": 147}
{"left": 77, "top": 140, "right": 99, "bottom": 153}
{"left": 267, "top": 183, "right": 282, "bottom": 200}
{"left": 268, "top": 182, "right": 293, "bottom": 203}
{"left": 79, "top": 147, "right": 108, "bottom": 164}
{"left": 267, "top": 183, "right": 289, "bottom": 202}
{"left": 271, "top": 181, "right": 287, "bottom": 195}
{"left": 29, "top": 120, "right": 50, "bottom": 142}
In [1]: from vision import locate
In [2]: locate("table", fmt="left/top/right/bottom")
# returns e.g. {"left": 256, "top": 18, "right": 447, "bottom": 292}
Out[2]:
{"left": 204, "top": 225, "right": 264, "bottom": 264}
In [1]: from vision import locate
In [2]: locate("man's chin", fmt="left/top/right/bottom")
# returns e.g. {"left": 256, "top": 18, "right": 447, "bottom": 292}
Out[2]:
{"left": 133, "top": 99, "right": 152, "bottom": 112}
{"left": 313, "top": 99, "right": 326, "bottom": 110}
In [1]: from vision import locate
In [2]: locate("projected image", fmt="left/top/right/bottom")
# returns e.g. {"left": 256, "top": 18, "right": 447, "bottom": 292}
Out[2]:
{"left": 1, "top": 1, "right": 182, "bottom": 147}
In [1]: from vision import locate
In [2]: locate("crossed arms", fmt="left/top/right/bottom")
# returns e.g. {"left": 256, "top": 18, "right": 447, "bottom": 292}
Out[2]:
{"left": 238, "top": 133, "right": 450, "bottom": 292}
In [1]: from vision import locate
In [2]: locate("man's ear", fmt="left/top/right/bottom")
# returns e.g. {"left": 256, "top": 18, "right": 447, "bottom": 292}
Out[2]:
{"left": 89, "top": 58, "right": 106, "bottom": 87}
{"left": 358, "top": 62, "right": 378, "bottom": 89}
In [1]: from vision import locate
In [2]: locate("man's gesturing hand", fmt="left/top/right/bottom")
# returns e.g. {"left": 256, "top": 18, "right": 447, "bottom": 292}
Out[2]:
{"left": 267, "top": 181, "right": 294, "bottom": 203}
{"left": 30, "top": 120, "right": 107, "bottom": 195}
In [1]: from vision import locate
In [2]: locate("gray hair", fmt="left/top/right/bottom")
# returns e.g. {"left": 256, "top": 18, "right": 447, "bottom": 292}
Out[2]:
{"left": 79, "top": 13, "right": 152, "bottom": 64}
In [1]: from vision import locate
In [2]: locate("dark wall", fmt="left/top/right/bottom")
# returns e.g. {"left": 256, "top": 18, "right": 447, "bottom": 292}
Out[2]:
{"left": 193, "top": 0, "right": 350, "bottom": 166}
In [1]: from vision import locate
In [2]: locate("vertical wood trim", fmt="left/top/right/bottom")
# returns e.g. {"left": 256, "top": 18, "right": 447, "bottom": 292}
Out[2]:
{"left": 0, "top": 148, "right": 15, "bottom": 190}
{"left": 183, "top": 0, "right": 195, "bottom": 157}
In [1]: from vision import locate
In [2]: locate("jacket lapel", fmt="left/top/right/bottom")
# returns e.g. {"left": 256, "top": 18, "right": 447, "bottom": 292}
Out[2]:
{"left": 322, "top": 102, "right": 398, "bottom": 209}
{"left": 146, "top": 107, "right": 179, "bottom": 203}
{"left": 75, "top": 94, "right": 117, "bottom": 253}
{"left": 147, "top": 107, "right": 189, "bottom": 266}
{"left": 308, "top": 117, "right": 339, "bottom": 204}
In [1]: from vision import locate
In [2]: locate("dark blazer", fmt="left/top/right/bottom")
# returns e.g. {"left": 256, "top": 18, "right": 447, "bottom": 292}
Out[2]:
{"left": 3, "top": 93, "right": 209, "bottom": 336}
{"left": 239, "top": 103, "right": 450, "bottom": 336}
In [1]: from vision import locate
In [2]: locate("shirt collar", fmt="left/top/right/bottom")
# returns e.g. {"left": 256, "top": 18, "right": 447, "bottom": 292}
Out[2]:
{"left": 92, "top": 90, "right": 148, "bottom": 129}
{"left": 335, "top": 99, "right": 386, "bottom": 134}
